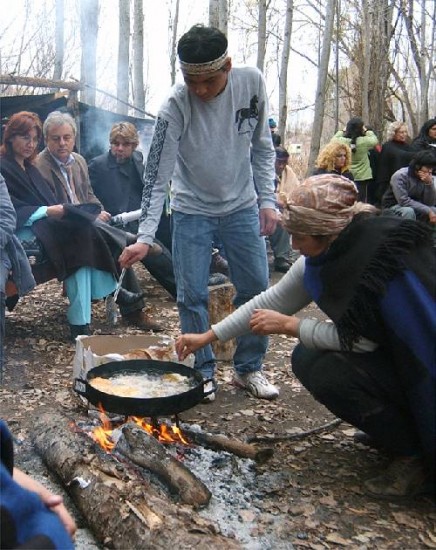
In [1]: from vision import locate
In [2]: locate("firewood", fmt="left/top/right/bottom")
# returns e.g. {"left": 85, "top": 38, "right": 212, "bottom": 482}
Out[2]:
{"left": 32, "top": 409, "right": 239, "bottom": 549}
{"left": 116, "top": 423, "right": 211, "bottom": 507}
{"left": 182, "top": 426, "right": 274, "bottom": 464}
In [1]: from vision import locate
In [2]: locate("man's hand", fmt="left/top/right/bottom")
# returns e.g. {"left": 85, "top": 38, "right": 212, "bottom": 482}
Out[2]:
{"left": 175, "top": 330, "right": 217, "bottom": 361}
{"left": 119, "top": 242, "right": 150, "bottom": 268}
{"left": 98, "top": 210, "right": 112, "bottom": 222}
{"left": 249, "top": 309, "right": 300, "bottom": 337}
{"left": 429, "top": 210, "right": 436, "bottom": 224}
{"left": 259, "top": 208, "right": 278, "bottom": 236}
{"left": 46, "top": 204, "right": 64, "bottom": 218}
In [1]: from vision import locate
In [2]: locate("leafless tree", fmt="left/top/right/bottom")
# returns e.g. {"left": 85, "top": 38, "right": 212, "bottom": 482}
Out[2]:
{"left": 278, "top": 0, "right": 293, "bottom": 138}
{"left": 307, "top": 0, "right": 336, "bottom": 171}
{"left": 209, "top": 0, "right": 228, "bottom": 34}
{"left": 80, "top": 0, "right": 99, "bottom": 106}
{"left": 168, "top": 0, "right": 180, "bottom": 86}
{"left": 53, "top": 0, "right": 64, "bottom": 81}
{"left": 132, "top": 0, "right": 145, "bottom": 112}
{"left": 257, "top": 0, "right": 267, "bottom": 71}
{"left": 117, "top": 0, "right": 130, "bottom": 114}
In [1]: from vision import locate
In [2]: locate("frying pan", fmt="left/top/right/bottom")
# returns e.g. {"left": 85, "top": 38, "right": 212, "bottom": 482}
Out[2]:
{"left": 74, "top": 359, "right": 215, "bottom": 417}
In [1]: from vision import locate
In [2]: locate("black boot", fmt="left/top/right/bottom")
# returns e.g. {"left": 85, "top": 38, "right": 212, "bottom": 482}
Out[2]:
{"left": 115, "top": 287, "right": 146, "bottom": 306}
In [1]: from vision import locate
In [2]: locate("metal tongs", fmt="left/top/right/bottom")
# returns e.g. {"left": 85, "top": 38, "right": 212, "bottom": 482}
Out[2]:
{"left": 105, "top": 268, "right": 127, "bottom": 326}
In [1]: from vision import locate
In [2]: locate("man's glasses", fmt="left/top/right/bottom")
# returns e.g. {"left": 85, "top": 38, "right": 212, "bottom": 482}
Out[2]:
{"left": 417, "top": 168, "right": 433, "bottom": 176}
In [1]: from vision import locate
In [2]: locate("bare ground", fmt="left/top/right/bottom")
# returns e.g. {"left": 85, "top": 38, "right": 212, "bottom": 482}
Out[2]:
{"left": 1, "top": 265, "right": 435, "bottom": 549}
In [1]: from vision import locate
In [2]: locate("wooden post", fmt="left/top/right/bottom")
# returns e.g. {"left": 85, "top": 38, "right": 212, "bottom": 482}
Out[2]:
{"left": 207, "top": 283, "right": 236, "bottom": 361}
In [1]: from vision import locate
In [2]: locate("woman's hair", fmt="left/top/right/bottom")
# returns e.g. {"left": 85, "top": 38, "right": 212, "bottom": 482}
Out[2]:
{"left": 416, "top": 118, "right": 436, "bottom": 144}
{"left": 316, "top": 142, "right": 352, "bottom": 173}
{"left": 43, "top": 110, "right": 77, "bottom": 140}
{"left": 408, "top": 150, "right": 436, "bottom": 176}
{"left": 0, "top": 111, "right": 42, "bottom": 162}
{"left": 386, "top": 121, "right": 408, "bottom": 142}
{"left": 344, "top": 117, "right": 365, "bottom": 151}
{"left": 177, "top": 24, "right": 227, "bottom": 63}
{"left": 110, "top": 122, "right": 139, "bottom": 147}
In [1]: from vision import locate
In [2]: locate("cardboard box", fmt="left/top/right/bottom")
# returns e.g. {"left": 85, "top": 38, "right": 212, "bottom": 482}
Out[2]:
{"left": 73, "top": 334, "right": 193, "bottom": 381}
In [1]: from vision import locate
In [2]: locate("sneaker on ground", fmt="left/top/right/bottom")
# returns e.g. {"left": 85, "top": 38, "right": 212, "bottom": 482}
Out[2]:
{"left": 364, "top": 456, "right": 433, "bottom": 500}
{"left": 233, "top": 370, "right": 279, "bottom": 400}
{"left": 202, "top": 380, "right": 216, "bottom": 403}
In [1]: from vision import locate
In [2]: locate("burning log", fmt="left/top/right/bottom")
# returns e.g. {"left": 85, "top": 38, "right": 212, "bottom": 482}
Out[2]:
{"left": 116, "top": 423, "right": 211, "bottom": 507}
{"left": 182, "top": 426, "right": 274, "bottom": 464}
{"left": 32, "top": 409, "right": 239, "bottom": 549}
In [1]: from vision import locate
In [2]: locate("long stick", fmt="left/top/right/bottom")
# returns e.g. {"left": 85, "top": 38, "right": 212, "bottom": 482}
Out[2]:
{"left": 247, "top": 418, "right": 342, "bottom": 444}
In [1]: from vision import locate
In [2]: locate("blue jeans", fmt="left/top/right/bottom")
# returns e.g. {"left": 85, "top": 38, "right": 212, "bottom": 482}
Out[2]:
{"left": 172, "top": 206, "right": 269, "bottom": 378}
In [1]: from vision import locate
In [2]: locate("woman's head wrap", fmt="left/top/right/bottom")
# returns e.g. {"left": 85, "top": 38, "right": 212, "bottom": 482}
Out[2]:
{"left": 282, "top": 174, "right": 376, "bottom": 236}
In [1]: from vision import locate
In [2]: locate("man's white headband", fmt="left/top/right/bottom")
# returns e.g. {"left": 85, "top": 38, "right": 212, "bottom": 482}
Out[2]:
{"left": 179, "top": 51, "right": 228, "bottom": 75}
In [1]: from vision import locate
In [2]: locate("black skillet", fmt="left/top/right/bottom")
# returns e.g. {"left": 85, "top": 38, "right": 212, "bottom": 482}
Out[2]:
{"left": 73, "top": 359, "right": 215, "bottom": 417}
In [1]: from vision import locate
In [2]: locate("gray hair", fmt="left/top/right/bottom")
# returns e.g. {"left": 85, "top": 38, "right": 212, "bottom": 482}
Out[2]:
{"left": 386, "top": 121, "right": 408, "bottom": 142}
{"left": 43, "top": 111, "right": 77, "bottom": 139}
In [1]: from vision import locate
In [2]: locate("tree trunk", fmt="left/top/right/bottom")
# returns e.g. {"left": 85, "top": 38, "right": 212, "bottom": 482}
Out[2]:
{"left": 256, "top": 0, "right": 267, "bottom": 72}
{"left": 360, "top": 0, "right": 371, "bottom": 123}
{"left": 209, "top": 0, "right": 228, "bottom": 34}
{"left": 278, "top": 0, "right": 294, "bottom": 139}
{"left": 169, "top": 0, "right": 180, "bottom": 86}
{"left": 116, "top": 423, "right": 211, "bottom": 506}
{"left": 132, "top": 0, "right": 145, "bottom": 112}
{"left": 32, "top": 409, "right": 239, "bottom": 549}
{"left": 117, "top": 0, "right": 130, "bottom": 115}
{"left": 53, "top": 0, "right": 64, "bottom": 81}
{"left": 307, "top": 0, "right": 336, "bottom": 173}
{"left": 80, "top": 0, "right": 99, "bottom": 106}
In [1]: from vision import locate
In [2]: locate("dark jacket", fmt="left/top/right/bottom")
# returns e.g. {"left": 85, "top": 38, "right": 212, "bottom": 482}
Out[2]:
{"left": 89, "top": 151, "right": 144, "bottom": 233}
{"left": 311, "top": 167, "right": 354, "bottom": 181}
{"left": 375, "top": 140, "right": 416, "bottom": 201}
{"left": 1, "top": 157, "right": 118, "bottom": 281}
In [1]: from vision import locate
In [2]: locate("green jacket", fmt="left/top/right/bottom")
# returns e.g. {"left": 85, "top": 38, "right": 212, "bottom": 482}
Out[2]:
{"left": 332, "top": 130, "right": 378, "bottom": 181}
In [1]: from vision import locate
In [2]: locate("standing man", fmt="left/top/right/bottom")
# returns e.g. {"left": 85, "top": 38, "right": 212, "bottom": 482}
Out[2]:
{"left": 88, "top": 122, "right": 177, "bottom": 300}
{"left": 35, "top": 111, "right": 162, "bottom": 331}
{"left": 120, "top": 24, "right": 279, "bottom": 401}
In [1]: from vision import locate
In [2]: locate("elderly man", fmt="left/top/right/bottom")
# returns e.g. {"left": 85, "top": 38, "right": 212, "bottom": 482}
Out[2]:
{"left": 35, "top": 111, "right": 162, "bottom": 331}
{"left": 88, "top": 122, "right": 177, "bottom": 300}
{"left": 120, "top": 24, "right": 279, "bottom": 402}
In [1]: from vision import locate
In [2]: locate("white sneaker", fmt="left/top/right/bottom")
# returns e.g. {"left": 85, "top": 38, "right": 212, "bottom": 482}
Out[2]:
{"left": 202, "top": 381, "right": 216, "bottom": 403}
{"left": 233, "top": 370, "right": 279, "bottom": 400}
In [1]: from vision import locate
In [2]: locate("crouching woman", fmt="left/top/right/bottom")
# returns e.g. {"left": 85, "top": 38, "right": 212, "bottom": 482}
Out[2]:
{"left": 176, "top": 173, "right": 435, "bottom": 500}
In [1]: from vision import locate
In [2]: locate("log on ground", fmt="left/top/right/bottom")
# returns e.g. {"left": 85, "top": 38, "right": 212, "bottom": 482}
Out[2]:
{"left": 32, "top": 408, "right": 239, "bottom": 550}
{"left": 115, "top": 423, "right": 211, "bottom": 507}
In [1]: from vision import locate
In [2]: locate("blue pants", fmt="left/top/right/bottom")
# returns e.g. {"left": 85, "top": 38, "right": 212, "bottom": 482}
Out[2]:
{"left": 172, "top": 206, "right": 269, "bottom": 378}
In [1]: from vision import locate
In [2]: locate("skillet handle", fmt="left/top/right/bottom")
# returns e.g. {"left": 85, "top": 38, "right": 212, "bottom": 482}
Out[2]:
{"left": 73, "top": 378, "right": 89, "bottom": 396}
{"left": 202, "top": 377, "right": 217, "bottom": 396}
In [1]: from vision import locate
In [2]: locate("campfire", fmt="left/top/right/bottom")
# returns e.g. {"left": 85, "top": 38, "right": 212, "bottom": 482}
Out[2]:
{"left": 90, "top": 407, "right": 189, "bottom": 452}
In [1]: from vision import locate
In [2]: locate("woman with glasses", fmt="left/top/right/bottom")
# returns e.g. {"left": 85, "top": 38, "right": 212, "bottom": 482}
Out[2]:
{"left": 381, "top": 151, "right": 436, "bottom": 232}
{"left": 312, "top": 141, "right": 354, "bottom": 180}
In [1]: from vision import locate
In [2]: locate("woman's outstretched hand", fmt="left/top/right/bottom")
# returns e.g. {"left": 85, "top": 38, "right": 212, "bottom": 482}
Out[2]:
{"left": 249, "top": 309, "right": 300, "bottom": 337}
{"left": 175, "top": 329, "right": 217, "bottom": 361}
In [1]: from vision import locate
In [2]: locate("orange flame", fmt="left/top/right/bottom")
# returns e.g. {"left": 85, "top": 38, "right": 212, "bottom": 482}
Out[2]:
{"left": 90, "top": 406, "right": 189, "bottom": 452}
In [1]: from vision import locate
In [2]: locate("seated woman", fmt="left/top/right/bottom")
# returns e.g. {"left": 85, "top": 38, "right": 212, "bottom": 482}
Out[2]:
{"left": 0, "top": 174, "right": 35, "bottom": 376}
{"left": 0, "top": 111, "right": 138, "bottom": 341}
{"left": 176, "top": 174, "right": 435, "bottom": 500}
{"left": 312, "top": 141, "right": 354, "bottom": 180}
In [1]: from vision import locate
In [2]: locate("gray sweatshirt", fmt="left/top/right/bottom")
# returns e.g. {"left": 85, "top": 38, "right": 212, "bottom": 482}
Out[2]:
{"left": 212, "top": 256, "right": 377, "bottom": 353}
{"left": 137, "top": 67, "right": 276, "bottom": 245}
